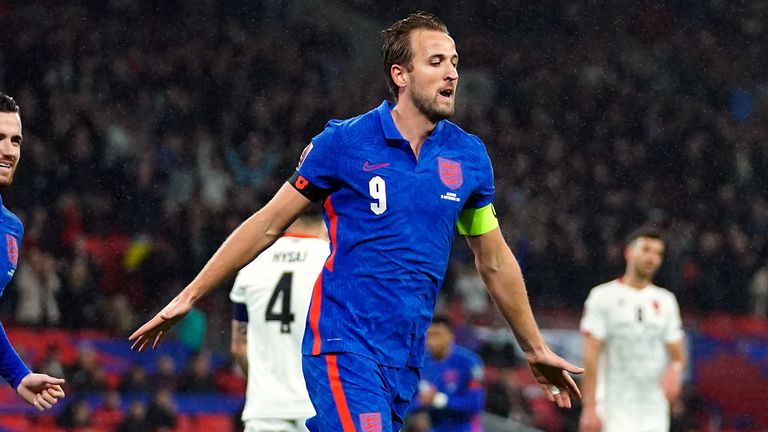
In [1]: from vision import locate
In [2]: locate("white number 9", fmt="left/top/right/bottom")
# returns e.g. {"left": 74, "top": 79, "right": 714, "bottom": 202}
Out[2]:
{"left": 369, "top": 176, "right": 387, "bottom": 215}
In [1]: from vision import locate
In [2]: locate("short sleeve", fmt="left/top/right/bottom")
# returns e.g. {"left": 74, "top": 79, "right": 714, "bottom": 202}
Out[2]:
{"left": 580, "top": 289, "right": 607, "bottom": 340}
{"left": 291, "top": 121, "right": 342, "bottom": 200}
{"left": 664, "top": 294, "right": 685, "bottom": 343}
{"left": 464, "top": 138, "right": 495, "bottom": 210}
{"left": 229, "top": 272, "right": 247, "bottom": 304}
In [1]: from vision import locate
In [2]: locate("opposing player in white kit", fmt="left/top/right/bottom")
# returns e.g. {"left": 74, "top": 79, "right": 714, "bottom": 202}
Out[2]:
{"left": 230, "top": 212, "right": 328, "bottom": 432}
{"left": 579, "top": 228, "right": 686, "bottom": 432}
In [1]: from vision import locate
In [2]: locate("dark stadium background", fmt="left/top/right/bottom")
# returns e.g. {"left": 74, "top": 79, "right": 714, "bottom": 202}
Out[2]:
{"left": 0, "top": 0, "right": 767, "bottom": 431}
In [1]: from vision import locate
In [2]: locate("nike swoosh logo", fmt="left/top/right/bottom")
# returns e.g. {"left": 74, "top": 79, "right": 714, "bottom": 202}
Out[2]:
{"left": 363, "top": 161, "right": 391, "bottom": 171}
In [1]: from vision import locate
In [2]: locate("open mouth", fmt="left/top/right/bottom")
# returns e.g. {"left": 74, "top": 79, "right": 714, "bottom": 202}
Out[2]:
{"left": 439, "top": 89, "right": 453, "bottom": 98}
{"left": 0, "top": 162, "right": 12, "bottom": 170}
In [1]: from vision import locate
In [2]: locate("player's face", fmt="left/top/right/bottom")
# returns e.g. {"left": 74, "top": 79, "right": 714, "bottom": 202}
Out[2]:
{"left": 0, "top": 112, "right": 21, "bottom": 187}
{"left": 627, "top": 237, "right": 665, "bottom": 280}
{"left": 426, "top": 322, "right": 454, "bottom": 359}
{"left": 405, "top": 30, "right": 459, "bottom": 123}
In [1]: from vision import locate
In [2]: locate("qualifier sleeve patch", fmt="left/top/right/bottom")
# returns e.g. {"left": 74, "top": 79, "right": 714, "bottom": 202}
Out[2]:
{"left": 457, "top": 203, "right": 498, "bottom": 236}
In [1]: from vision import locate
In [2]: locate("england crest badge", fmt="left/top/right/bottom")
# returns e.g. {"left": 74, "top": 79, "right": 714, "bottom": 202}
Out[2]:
{"left": 438, "top": 157, "right": 463, "bottom": 190}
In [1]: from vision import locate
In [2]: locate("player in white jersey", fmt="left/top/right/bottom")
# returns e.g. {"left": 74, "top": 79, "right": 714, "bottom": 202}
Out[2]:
{"left": 230, "top": 212, "right": 328, "bottom": 432}
{"left": 579, "top": 227, "right": 686, "bottom": 432}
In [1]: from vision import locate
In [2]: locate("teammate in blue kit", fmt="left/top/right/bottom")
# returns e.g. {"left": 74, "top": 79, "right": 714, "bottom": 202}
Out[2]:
{"left": 417, "top": 315, "right": 484, "bottom": 432}
{"left": 0, "top": 93, "right": 66, "bottom": 410}
{"left": 131, "top": 12, "right": 582, "bottom": 432}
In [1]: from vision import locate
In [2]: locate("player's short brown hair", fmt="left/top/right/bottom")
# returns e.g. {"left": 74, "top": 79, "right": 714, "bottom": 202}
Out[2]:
{"left": 625, "top": 226, "right": 665, "bottom": 247}
{"left": 0, "top": 94, "right": 19, "bottom": 113}
{"left": 430, "top": 313, "right": 454, "bottom": 332}
{"left": 299, "top": 206, "right": 324, "bottom": 224}
{"left": 380, "top": 12, "right": 449, "bottom": 100}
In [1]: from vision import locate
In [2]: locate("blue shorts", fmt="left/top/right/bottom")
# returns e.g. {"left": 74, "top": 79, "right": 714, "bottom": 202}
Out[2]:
{"left": 302, "top": 353, "right": 420, "bottom": 432}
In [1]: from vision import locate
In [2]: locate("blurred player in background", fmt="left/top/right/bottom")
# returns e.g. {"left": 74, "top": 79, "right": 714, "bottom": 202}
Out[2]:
{"left": 416, "top": 314, "right": 484, "bottom": 432}
{"left": 131, "top": 12, "right": 582, "bottom": 432}
{"left": 0, "top": 93, "right": 66, "bottom": 410}
{"left": 579, "top": 227, "right": 686, "bottom": 432}
{"left": 230, "top": 212, "right": 328, "bottom": 432}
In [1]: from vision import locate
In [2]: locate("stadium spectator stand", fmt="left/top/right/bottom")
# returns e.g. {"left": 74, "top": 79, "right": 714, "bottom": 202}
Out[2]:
{"left": 0, "top": 0, "right": 767, "bottom": 430}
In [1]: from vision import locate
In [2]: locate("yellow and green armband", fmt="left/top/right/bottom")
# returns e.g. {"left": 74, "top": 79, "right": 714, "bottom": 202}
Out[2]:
{"left": 456, "top": 203, "right": 499, "bottom": 236}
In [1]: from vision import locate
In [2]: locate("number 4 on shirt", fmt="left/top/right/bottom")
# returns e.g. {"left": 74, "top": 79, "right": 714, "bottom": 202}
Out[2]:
{"left": 266, "top": 272, "right": 295, "bottom": 333}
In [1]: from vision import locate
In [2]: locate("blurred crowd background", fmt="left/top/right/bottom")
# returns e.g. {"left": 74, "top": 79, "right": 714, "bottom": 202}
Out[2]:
{"left": 0, "top": 0, "right": 767, "bottom": 431}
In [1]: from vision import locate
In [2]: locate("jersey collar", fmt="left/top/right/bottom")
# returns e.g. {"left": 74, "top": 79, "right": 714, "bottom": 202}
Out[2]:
{"left": 0, "top": 193, "right": 7, "bottom": 226}
{"left": 377, "top": 100, "right": 447, "bottom": 147}
{"left": 378, "top": 100, "right": 406, "bottom": 144}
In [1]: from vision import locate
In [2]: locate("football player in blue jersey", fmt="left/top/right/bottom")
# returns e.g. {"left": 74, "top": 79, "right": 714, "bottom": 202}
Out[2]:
{"left": 0, "top": 93, "right": 66, "bottom": 410}
{"left": 131, "top": 12, "right": 582, "bottom": 432}
{"left": 417, "top": 315, "right": 485, "bottom": 432}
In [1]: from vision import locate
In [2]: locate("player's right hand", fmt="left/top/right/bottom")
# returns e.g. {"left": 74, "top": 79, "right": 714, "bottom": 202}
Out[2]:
{"left": 129, "top": 293, "right": 194, "bottom": 351}
{"left": 525, "top": 345, "right": 583, "bottom": 408}
{"left": 579, "top": 406, "right": 602, "bottom": 432}
{"left": 417, "top": 381, "right": 437, "bottom": 406}
{"left": 16, "top": 373, "right": 66, "bottom": 411}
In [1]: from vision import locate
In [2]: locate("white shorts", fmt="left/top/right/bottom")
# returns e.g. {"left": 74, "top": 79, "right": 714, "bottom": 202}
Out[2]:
{"left": 601, "top": 404, "right": 670, "bottom": 432}
{"left": 244, "top": 418, "right": 310, "bottom": 432}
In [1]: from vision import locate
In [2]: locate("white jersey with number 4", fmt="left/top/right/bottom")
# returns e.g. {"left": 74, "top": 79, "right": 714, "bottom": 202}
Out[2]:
{"left": 580, "top": 279, "right": 684, "bottom": 432}
{"left": 230, "top": 234, "right": 329, "bottom": 421}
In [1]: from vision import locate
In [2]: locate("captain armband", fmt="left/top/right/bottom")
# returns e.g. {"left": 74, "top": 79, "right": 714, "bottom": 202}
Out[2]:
{"left": 288, "top": 171, "right": 330, "bottom": 202}
{"left": 457, "top": 203, "right": 499, "bottom": 236}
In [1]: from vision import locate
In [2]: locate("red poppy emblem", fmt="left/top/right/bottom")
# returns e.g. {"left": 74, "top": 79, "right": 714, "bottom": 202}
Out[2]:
{"left": 438, "top": 157, "right": 463, "bottom": 190}
{"left": 6, "top": 235, "right": 17, "bottom": 266}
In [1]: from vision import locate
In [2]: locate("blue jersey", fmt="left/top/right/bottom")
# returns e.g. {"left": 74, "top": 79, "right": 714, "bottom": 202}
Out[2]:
{"left": 0, "top": 194, "right": 30, "bottom": 389}
{"left": 420, "top": 345, "right": 485, "bottom": 432}
{"left": 0, "top": 194, "right": 21, "bottom": 295}
{"left": 292, "top": 101, "right": 495, "bottom": 367}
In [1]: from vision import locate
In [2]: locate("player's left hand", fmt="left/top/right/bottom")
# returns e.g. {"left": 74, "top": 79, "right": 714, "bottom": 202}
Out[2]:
{"left": 129, "top": 293, "right": 194, "bottom": 351}
{"left": 524, "top": 345, "right": 584, "bottom": 408}
{"left": 659, "top": 363, "right": 683, "bottom": 401}
{"left": 16, "top": 373, "right": 66, "bottom": 411}
{"left": 417, "top": 381, "right": 437, "bottom": 406}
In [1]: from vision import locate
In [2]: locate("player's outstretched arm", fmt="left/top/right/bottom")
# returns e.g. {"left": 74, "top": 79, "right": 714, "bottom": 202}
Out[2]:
{"left": 17, "top": 373, "right": 66, "bottom": 411}
{"left": 130, "top": 183, "right": 313, "bottom": 351}
{"left": 465, "top": 228, "right": 583, "bottom": 408}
